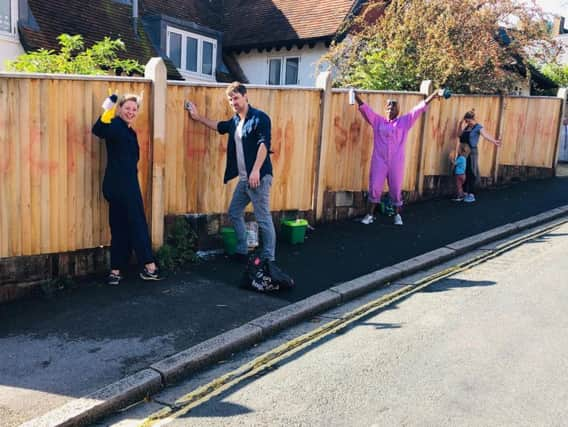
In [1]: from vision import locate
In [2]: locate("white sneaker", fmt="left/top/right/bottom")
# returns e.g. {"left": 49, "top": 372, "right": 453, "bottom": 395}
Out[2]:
{"left": 464, "top": 193, "right": 476, "bottom": 203}
{"left": 393, "top": 214, "right": 403, "bottom": 225}
{"left": 361, "top": 214, "right": 375, "bottom": 225}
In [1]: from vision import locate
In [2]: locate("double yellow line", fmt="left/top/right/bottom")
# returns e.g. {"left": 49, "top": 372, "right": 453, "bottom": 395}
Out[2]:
{"left": 140, "top": 220, "right": 566, "bottom": 426}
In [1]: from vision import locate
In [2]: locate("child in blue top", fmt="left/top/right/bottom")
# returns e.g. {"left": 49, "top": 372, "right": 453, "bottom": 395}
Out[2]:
{"left": 452, "top": 143, "right": 470, "bottom": 201}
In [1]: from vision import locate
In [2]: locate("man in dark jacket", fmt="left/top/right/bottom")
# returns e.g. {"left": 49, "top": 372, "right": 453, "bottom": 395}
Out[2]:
{"left": 186, "top": 82, "right": 276, "bottom": 263}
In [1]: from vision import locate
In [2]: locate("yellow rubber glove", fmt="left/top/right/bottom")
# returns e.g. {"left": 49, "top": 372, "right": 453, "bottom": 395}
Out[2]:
{"left": 101, "top": 93, "right": 118, "bottom": 124}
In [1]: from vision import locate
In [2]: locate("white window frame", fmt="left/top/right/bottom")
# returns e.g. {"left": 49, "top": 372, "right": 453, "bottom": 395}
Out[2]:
{"left": 166, "top": 26, "right": 217, "bottom": 80}
{"left": 267, "top": 56, "right": 300, "bottom": 86}
{"left": 0, "top": 0, "right": 18, "bottom": 40}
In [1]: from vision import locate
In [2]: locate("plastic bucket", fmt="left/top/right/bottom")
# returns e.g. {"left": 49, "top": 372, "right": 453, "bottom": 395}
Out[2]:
{"left": 281, "top": 219, "right": 308, "bottom": 244}
{"left": 220, "top": 227, "right": 237, "bottom": 255}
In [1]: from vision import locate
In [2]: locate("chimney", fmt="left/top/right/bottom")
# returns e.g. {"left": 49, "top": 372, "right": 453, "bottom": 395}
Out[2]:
{"left": 552, "top": 16, "right": 565, "bottom": 35}
{"left": 132, "top": 0, "right": 139, "bottom": 38}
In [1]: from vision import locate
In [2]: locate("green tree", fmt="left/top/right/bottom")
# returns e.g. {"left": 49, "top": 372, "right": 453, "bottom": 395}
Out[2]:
{"left": 539, "top": 62, "right": 568, "bottom": 87}
{"left": 325, "top": 0, "right": 559, "bottom": 93}
{"left": 5, "top": 34, "right": 143, "bottom": 75}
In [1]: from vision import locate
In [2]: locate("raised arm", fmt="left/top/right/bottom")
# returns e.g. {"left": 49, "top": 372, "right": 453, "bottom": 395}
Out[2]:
{"left": 185, "top": 101, "right": 219, "bottom": 131}
{"left": 424, "top": 90, "right": 441, "bottom": 105}
{"left": 92, "top": 94, "right": 118, "bottom": 139}
{"left": 353, "top": 91, "right": 380, "bottom": 127}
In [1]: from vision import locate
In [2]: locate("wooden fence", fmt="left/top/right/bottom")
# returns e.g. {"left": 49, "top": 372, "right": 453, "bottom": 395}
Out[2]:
{"left": 164, "top": 83, "right": 322, "bottom": 214}
{"left": 0, "top": 59, "right": 566, "bottom": 260}
{"left": 0, "top": 74, "right": 152, "bottom": 259}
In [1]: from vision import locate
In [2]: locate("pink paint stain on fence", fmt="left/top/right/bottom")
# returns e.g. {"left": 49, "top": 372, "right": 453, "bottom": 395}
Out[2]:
{"left": 186, "top": 146, "right": 207, "bottom": 160}
{"left": 24, "top": 126, "right": 60, "bottom": 176}
{"left": 349, "top": 120, "right": 361, "bottom": 143}
{"left": 270, "top": 128, "right": 283, "bottom": 160}
{"left": 0, "top": 155, "right": 9, "bottom": 175}
{"left": 333, "top": 116, "right": 348, "bottom": 151}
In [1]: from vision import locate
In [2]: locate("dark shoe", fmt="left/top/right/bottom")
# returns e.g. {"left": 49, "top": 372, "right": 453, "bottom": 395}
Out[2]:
{"left": 229, "top": 252, "right": 248, "bottom": 264}
{"left": 107, "top": 272, "right": 122, "bottom": 286}
{"left": 139, "top": 268, "right": 162, "bottom": 281}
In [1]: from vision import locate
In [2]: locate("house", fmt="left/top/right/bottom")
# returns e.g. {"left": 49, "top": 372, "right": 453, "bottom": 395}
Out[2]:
{"left": 1, "top": 0, "right": 362, "bottom": 86}
{"left": 552, "top": 16, "right": 568, "bottom": 65}
{"left": 1, "top": 0, "right": 561, "bottom": 92}
{"left": 0, "top": 0, "right": 25, "bottom": 65}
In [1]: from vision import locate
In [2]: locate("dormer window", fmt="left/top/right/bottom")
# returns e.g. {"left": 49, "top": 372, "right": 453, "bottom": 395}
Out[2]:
{"left": 0, "top": 0, "right": 17, "bottom": 38}
{"left": 166, "top": 26, "right": 216, "bottom": 80}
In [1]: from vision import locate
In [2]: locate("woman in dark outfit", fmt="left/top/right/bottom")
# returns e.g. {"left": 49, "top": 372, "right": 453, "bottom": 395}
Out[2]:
{"left": 458, "top": 109, "right": 502, "bottom": 203}
{"left": 92, "top": 94, "right": 161, "bottom": 285}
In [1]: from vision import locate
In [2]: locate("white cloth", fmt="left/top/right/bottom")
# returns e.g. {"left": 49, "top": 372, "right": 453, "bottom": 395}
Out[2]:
{"left": 235, "top": 119, "right": 248, "bottom": 181}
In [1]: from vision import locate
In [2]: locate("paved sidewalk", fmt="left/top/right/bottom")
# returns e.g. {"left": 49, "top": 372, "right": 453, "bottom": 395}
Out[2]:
{"left": 2, "top": 173, "right": 568, "bottom": 426}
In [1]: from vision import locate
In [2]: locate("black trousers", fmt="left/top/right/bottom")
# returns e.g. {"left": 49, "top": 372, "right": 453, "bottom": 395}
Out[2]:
{"left": 464, "top": 149, "right": 479, "bottom": 195}
{"left": 107, "top": 190, "right": 153, "bottom": 270}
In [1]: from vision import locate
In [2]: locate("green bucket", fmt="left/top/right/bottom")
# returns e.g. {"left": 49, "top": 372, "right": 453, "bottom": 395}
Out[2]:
{"left": 220, "top": 227, "right": 237, "bottom": 255}
{"left": 281, "top": 219, "right": 308, "bottom": 244}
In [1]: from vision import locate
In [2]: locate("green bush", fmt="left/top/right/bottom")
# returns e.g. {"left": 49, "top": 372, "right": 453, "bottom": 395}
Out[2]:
{"left": 6, "top": 33, "right": 143, "bottom": 75}
{"left": 156, "top": 217, "right": 198, "bottom": 271}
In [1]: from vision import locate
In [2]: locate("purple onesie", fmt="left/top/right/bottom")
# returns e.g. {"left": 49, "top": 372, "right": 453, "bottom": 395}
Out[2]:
{"left": 358, "top": 101, "right": 428, "bottom": 206}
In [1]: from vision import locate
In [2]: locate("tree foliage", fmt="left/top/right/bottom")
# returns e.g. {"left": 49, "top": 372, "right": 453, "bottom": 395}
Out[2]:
{"left": 539, "top": 62, "right": 568, "bottom": 87}
{"left": 6, "top": 34, "right": 144, "bottom": 75}
{"left": 324, "top": 0, "right": 559, "bottom": 93}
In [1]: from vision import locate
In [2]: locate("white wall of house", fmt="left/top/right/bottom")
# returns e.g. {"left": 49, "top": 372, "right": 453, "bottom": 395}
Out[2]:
{"left": 1, "top": 0, "right": 24, "bottom": 70}
{"left": 235, "top": 42, "right": 328, "bottom": 86}
{"left": 557, "top": 34, "right": 568, "bottom": 65}
{"left": 0, "top": 37, "right": 24, "bottom": 70}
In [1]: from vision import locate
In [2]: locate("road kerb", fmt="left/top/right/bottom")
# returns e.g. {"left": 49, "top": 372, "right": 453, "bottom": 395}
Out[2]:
{"left": 391, "top": 247, "right": 456, "bottom": 275}
{"left": 329, "top": 267, "right": 402, "bottom": 301}
{"left": 248, "top": 290, "right": 341, "bottom": 336}
{"left": 20, "top": 369, "right": 162, "bottom": 427}
{"left": 445, "top": 223, "right": 518, "bottom": 254}
{"left": 150, "top": 323, "right": 263, "bottom": 386}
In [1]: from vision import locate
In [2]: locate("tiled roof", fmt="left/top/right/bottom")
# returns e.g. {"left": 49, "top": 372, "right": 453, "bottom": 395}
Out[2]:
{"left": 18, "top": 0, "right": 358, "bottom": 79}
{"left": 141, "top": 0, "right": 224, "bottom": 31}
{"left": 222, "top": 0, "right": 356, "bottom": 49}
{"left": 21, "top": 0, "right": 159, "bottom": 71}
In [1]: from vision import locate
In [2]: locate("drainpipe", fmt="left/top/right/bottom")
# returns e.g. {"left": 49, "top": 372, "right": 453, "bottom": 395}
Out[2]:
{"left": 132, "top": 0, "right": 139, "bottom": 38}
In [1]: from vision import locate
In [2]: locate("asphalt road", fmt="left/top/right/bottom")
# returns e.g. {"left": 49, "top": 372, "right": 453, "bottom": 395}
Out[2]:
{"left": 114, "top": 221, "right": 568, "bottom": 426}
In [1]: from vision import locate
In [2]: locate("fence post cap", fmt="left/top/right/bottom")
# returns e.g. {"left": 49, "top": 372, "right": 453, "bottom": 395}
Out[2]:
{"left": 144, "top": 57, "right": 167, "bottom": 79}
{"left": 316, "top": 71, "right": 332, "bottom": 90}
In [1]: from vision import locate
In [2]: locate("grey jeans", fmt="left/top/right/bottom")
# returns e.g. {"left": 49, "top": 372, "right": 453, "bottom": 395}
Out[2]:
{"left": 228, "top": 175, "right": 276, "bottom": 261}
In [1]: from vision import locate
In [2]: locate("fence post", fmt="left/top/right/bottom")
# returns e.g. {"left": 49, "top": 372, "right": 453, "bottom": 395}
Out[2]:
{"left": 144, "top": 57, "right": 167, "bottom": 250}
{"left": 313, "top": 71, "right": 333, "bottom": 222}
{"left": 492, "top": 94, "right": 506, "bottom": 184}
{"left": 416, "top": 80, "right": 433, "bottom": 196}
{"left": 552, "top": 88, "right": 567, "bottom": 173}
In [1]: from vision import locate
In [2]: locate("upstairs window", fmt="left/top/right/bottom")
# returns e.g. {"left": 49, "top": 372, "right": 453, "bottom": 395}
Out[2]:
{"left": 268, "top": 57, "right": 299, "bottom": 85}
{"left": 0, "top": 0, "right": 17, "bottom": 37}
{"left": 167, "top": 26, "right": 217, "bottom": 79}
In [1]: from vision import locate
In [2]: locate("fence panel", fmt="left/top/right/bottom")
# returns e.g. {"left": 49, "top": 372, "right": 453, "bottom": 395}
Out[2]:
{"left": 499, "top": 96, "right": 562, "bottom": 167}
{"left": 164, "top": 84, "right": 322, "bottom": 214}
{"left": 423, "top": 95, "right": 501, "bottom": 178}
{"left": 325, "top": 91, "right": 425, "bottom": 192}
{"left": 0, "top": 76, "right": 152, "bottom": 258}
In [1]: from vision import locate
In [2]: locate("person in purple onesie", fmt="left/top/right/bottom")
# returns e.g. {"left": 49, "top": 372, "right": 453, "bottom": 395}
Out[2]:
{"left": 354, "top": 90, "right": 442, "bottom": 226}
